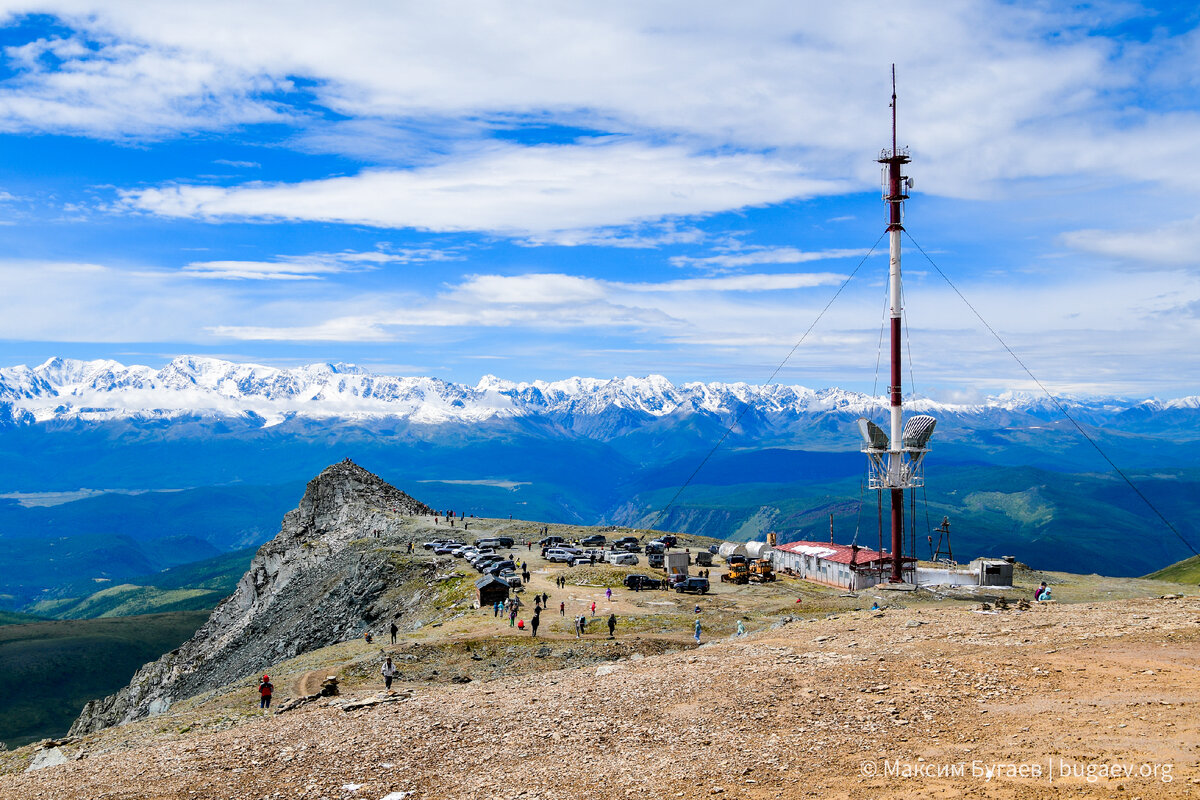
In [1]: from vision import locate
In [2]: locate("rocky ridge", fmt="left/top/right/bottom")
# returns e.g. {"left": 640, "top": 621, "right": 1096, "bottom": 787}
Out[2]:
{"left": 69, "top": 460, "right": 434, "bottom": 735}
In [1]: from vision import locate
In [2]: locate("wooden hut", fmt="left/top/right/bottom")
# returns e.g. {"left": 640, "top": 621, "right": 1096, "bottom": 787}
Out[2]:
{"left": 475, "top": 574, "right": 511, "bottom": 607}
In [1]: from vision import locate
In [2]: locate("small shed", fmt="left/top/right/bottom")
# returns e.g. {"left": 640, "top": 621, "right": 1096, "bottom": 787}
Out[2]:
{"left": 475, "top": 575, "right": 510, "bottom": 607}
{"left": 971, "top": 558, "right": 1014, "bottom": 587}
{"left": 663, "top": 551, "right": 690, "bottom": 578}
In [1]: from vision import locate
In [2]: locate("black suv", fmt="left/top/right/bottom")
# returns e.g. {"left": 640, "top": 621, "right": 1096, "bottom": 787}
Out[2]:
{"left": 495, "top": 536, "right": 515, "bottom": 548}
{"left": 580, "top": 534, "right": 606, "bottom": 547}
{"left": 675, "top": 576, "right": 710, "bottom": 594}
{"left": 623, "top": 574, "right": 661, "bottom": 590}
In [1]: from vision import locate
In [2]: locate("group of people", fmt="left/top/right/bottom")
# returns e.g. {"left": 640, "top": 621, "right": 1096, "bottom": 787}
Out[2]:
{"left": 573, "top": 612, "right": 618, "bottom": 638}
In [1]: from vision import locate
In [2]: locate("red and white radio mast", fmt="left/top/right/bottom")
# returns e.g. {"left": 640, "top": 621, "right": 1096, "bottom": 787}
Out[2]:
{"left": 858, "top": 67, "right": 936, "bottom": 583}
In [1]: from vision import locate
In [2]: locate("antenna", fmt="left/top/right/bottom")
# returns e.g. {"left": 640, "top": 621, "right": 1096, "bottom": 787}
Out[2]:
{"left": 863, "top": 67, "right": 932, "bottom": 584}
{"left": 891, "top": 64, "right": 897, "bottom": 158}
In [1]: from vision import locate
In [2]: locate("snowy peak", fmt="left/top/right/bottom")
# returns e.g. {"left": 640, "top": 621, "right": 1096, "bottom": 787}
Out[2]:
{"left": 0, "top": 356, "right": 1195, "bottom": 429}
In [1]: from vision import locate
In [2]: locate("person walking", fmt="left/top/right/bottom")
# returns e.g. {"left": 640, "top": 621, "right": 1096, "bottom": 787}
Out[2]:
{"left": 605, "top": 587, "right": 612, "bottom": 601}
{"left": 531, "top": 611, "right": 540, "bottom": 638}
{"left": 509, "top": 607, "right": 517, "bottom": 627}
{"left": 390, "top": 621, "right": 399, "bottom": 644}
{"left": 736, "top": 619, "right": 746, "bottom": 636}
{"left": 259, "top": 675, "right": 273, "bottom": 711}
{"left": 590, "top": 601, "right": 596, "bottom": 616}
{"left": 694, "top": 618, "right": 701, "bottom": 644}
{"left": 541, "top": 592, "right": 548, "bottom": 606}
{"left": 382, "top": 657, "right": 397, "bottom": 689}
{"left": 607, "top": 613, "right": 616, "bottom": 638}
{"left": 559, "top": 600, "right": 565, "bottom": 617}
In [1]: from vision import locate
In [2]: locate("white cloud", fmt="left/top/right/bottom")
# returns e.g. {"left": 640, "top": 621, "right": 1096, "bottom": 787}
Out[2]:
{"left": 614, "top": 273, "right": 845, "bottom": 293}
{"left": 0, "top": 259, "right": 234, "bottom": 341}
{"left": 122, "top": 141, "right": 843, "bottom": 235}
{"left": 181, "top": 248, "right": 458, "bottom": 280}
{"left": 1061, "top": 215, "right": 1200, "bottom": 267}
{"left": 182, "top": 259, "right": 348, "bottom": 281}
{"left": 669, "top": 247, "right": 869, "bottom": 270}
{"left": 0, "top": 2, "right": 1196, "bottom": 198}
{"left": 0, "top": 28, "right": 288, "bottom": 137}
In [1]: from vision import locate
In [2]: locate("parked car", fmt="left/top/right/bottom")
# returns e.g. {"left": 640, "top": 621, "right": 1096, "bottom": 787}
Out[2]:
{"left": 647, "top": 553, "right": 664, "bottom": 569}
{"left": 433, "top": 543, "right": 460, "bottom": 555}
{"left": 609, "top": 553, "right": 639, "bottom": 566}
{"left": 500, "top": 571, "right": 522, "bottom": 587}
{"left": 568, "top": 555, "right": 593, "bottom": 567}
{"left": 645, "top": 541, "right": 665, "bottom": 555}
{"left": 423, "top": 540, "right": 446, "bottom": 550}
{"left": 475, "top": 537, "right": 503, "bottom": 549}
{"left": 675, "top": 576, "right": 710, "bottom": 594}
{"left": 538, "top": 536, "right": 566, "bottom": 547}
{"left": 623, "top": 574, "right": 661, "bottom": 590}
{"left": 660, "top": 535, "right": 678, "bottom": 547}
{"left": 545, "top": 547, "right": 575, "bottom": 563}
{"left": 612, "top": 536, "right": 639, "bottom": 549}
{"left": 495, "top": 536, "right": 515, "bottom": 549}
{"left": 486, "top": 560, "right": 516, "bottom": 575}
{"left": 579, "top": 534, "right": 606, "bottom": 547}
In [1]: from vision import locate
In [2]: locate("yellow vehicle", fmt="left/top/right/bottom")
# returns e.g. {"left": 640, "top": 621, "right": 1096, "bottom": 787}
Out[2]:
{"left": 721, "top": 561, "right": 749, "bottom": 584}
{"left": 749, "top": 558, "right": 775, "bottom": 583}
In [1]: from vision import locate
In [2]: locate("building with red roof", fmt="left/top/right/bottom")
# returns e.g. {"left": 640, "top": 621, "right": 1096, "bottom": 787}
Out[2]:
{"left": 772, "top": 540, "right": 914, "bottom": 590}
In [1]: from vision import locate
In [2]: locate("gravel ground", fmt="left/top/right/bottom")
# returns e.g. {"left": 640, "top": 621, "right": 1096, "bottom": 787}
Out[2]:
{"left": 4, "top": 595, "right": 1198, "bottom": 799}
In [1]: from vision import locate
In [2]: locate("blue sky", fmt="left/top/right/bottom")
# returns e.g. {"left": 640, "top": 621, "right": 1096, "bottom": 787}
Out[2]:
{"left": 0, "top": 1, "right": 1198, "bottom": 399}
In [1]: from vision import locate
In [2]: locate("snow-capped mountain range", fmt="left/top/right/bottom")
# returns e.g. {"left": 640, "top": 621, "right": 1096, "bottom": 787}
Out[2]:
{"left": 0, "top": 356, "right": 1195, "bottom": 427}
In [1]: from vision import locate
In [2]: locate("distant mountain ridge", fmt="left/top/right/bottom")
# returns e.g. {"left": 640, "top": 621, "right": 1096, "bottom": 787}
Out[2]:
{"left": 1, "top": 356, "right": 1196, "bottom": 429}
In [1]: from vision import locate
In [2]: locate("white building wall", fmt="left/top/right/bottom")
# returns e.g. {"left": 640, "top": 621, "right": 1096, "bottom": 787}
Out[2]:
{"left": 773, "top": 549, "right": 893, "bottom": 591}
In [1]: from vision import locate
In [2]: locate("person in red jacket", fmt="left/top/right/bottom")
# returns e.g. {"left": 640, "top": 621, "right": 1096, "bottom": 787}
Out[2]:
{"left": 259, "top": 675, "right": 273, "bottom": 711}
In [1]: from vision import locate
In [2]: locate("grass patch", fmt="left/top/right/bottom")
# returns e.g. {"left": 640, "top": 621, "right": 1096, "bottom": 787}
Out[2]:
{"left": 1145, "top": 554, "right": 1200, "bottom": 584}
{"left": 0, "top": 610, "right": 48, "bottom": 627}
{"left": 0, "top": 610, "right": 209, "bottom": 748}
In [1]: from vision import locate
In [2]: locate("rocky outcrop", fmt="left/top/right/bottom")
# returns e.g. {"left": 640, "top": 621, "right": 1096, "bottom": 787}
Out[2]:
{"left": 70, "top": 459, "right": 434, "bottom": 735}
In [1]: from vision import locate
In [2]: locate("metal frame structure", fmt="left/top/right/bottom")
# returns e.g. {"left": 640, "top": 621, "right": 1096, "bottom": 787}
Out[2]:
{"left": 856, "top": 68, "right": 937, "bottom": 583}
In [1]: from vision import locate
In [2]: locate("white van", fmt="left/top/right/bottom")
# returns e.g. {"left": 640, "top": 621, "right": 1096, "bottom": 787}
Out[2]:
{"left": 609, "top": 553, "right": 639, "bottom": 566}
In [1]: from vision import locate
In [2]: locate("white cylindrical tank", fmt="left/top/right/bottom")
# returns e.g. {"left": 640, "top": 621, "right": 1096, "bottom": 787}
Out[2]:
{"left": 718, "top": 542, "right": 746, "bottom": 559}
{"left": 745, "top": 541, "right": 773, "bottom": 560}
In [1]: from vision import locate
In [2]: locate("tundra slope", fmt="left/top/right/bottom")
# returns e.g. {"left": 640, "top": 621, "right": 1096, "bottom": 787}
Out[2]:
{"left": 70, "top": 460, "right": 433, "bottom": 735}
